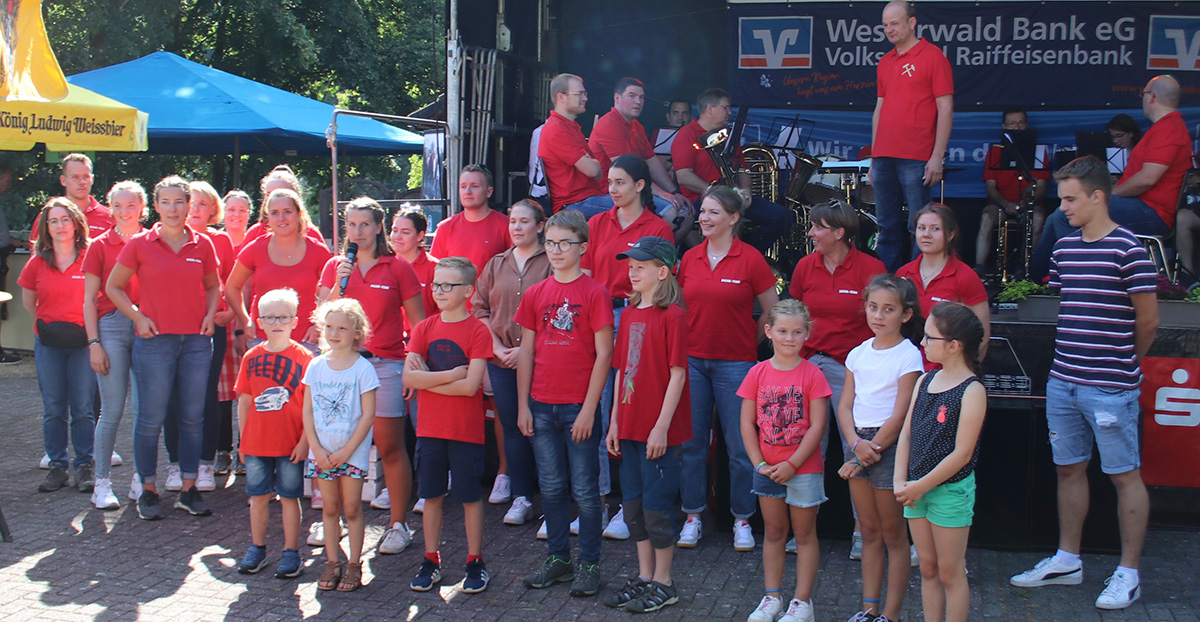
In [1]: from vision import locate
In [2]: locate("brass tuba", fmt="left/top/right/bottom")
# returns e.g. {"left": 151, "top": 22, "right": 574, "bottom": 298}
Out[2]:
{"left": 741, "top": 143, "right": 779, "bottom": 203}
{"left": 695, "top": 128, "right": 739, "bottom": 188}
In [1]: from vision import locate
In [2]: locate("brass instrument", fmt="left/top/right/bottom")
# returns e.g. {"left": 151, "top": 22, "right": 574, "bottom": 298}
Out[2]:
{"left": 741, "top": 143, "right": 779, "bottom": 203}
{"left": 696, "top": 128, "right": 739, "bottom": 188}
{"left": 996, "top": 182, "right": 1036, "bottom": 282}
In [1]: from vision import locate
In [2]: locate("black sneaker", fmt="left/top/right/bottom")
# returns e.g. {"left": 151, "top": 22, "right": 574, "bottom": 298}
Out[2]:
{"left": 137, "top": 490, "right": 164, "bottom": 520}
{"left": 0, "top": 350, "right": 21, "bottom": 365}
{"left": 175, "top": 486, "right": 213, "bottom": 516}
{"left": 410, "top": 559, "right": 442, "bottom": 592}
{"left": 75, "top": 463, "right": 95, "bottom": 493}
{"left": 525, "top": 555, "right": 574, "bottom": 589}
{"left": 603, "top": 577, "right": 648, "bottom": 608}
{"left": 626, "top": 580, "right": 679, "bottom": 613}
{"left": 38, "top": 463, "right": 70, "bottom": 492}
{"left": 569, "top": 560, "right": 601, "bottom": 597}
{"left": 462, "top": 559, "right": 489, "bottom": 593}
{"left": 214, "top": 451, "right": 233, "bottom": 475}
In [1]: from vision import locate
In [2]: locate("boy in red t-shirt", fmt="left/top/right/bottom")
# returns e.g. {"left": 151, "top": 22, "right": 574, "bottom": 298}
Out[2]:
{"left": 403, "top": 257, "right": 493, "bottom": 594}
{"left": 233, "top": 288, "right": 314, "bottom": 579}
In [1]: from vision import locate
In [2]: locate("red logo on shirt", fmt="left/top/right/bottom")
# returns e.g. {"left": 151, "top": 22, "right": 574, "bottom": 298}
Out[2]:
{"left": 936, "top": 405, "right": 947, "bottom": 423}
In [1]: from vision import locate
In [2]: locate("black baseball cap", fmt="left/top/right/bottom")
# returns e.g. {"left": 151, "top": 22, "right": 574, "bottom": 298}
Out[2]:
{"left": 616, "top": 236, "right": 679, "bottom": 268}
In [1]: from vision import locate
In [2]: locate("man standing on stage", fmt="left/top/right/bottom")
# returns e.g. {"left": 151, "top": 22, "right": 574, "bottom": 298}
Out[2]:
{"left": 538, "top": 73, "right": 612, "bottom": 218}
{"left": 870, "top": 0, "right": 954, "bottom": 272}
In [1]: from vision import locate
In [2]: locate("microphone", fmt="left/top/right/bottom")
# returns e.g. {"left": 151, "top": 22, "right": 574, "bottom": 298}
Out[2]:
{"left": 339, "top": 242, "right": 358, "bottom": 295}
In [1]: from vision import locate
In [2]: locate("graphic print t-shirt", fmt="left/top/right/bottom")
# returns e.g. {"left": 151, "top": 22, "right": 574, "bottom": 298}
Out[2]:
{"left": 235, "top": 342, "right": 314, "bottom": 456}
{"left": 407, "top": 314, "right": 493, "bottom": 443}
{"left": 612, "top": 304, "right": 691, "bottom": 445}
{"left": 514, "top": 275, "right": 613, "bottom": 404}
{"left": 302, "top": 355, "right": 380, "bottom": 471}
{"left": 736, "top": 358, "right": 832, "bottom": 474}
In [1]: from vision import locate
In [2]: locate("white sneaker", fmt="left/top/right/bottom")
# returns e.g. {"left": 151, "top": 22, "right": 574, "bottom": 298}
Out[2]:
{"left": 128, "top": 473, "right": 143, "bottom": 501}
{"left": 536, "top": 520, "right": 548, "bottom": 540}
{"left": 1095, "top": 570, "right": 1140, "bottom": 610}
{"left": 307, "top": 520, "right": 347, "bottom": 547}
{"left": 311, "top": 487, "right": 323, "bottom": 510}
{"left": 164, "top": 464, "right": 183, "bottom": 492}
{"left": 91, "top": 477, "right": 120, "bottom": 510}
{"left": 910, "top": 544, "right": 920, "bottom": 567}
{"left": 377, "top": 521, "right": 413, "bottom": 554}
{"left": 488, "top": 474, "right": 512, "bottom": 504}
{"left": 370, "top": 487, "right": 392, "bottom": 510}
{"left": 412, "top": 498, "right": 425, "bottom": 514}
{"left": 849, "top": 531, "right": 863, "bottom": 560}
{"left": 747, "top": 594, "right": 784, "bottom": 622}
{"left": 503, "top": 496, "right": 534, "bottom": 525}
{"left": 570, "top": 516, "right": 581, "bottom": 536}
{"left": 778, "top": 598, "right": 815, "bottom": 622}
{"left": 785, "top": 537, "right": 797, "bottom": 554}
{"left": 196, "top": 464, "right": 216, "bottom": 492}
{"left": 110, "top": 452, "right": 123, "bottom": 467}
{"left": 678, "top": 517, "right": 702, "bottom": 548}
{"left": 1010, "top": 555, "right": 1083, "bottom": 588}
{"left": 39, "top": 454, "right": 50, "bottom": 469}
{"left": 603, "top": 505, "right": 630, "bottom": 540}
{"left": 733, "top": 519, "right": 755, "bottom": 552}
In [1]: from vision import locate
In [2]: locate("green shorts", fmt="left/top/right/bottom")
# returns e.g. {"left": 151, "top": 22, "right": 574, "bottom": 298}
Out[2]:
{"left": 903, "top": 472, "right": 976, "bottom": 528}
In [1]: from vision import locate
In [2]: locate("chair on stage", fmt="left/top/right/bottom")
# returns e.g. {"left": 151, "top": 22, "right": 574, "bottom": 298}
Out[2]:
{"left": 1134, "top": 168, "right": 1199, "bottom": 285}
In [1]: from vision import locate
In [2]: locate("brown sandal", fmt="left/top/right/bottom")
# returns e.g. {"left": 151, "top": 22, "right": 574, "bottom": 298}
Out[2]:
{"left": 317, "top": 560, "right": 342, "bottom": 591}
{"left": 337, "top": 561, "right": 363, "bottom": 592}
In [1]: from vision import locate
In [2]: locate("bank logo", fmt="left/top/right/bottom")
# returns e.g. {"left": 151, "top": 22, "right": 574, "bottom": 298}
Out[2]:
{"left": 1147, "top": 15, "right": 1200, "bottom": 70}
{"left": 739, "top": 16, "right": 812, "bottom": 70}
{"left": 1154, "top": 367, "right": 1200, "bottom": 427}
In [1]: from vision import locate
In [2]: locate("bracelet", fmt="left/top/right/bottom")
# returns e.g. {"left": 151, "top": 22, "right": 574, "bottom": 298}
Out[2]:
{"left": 87, "top": 338, "right": 101, "bottom": 346}
{"left": 234, "top": 329, "right": 245, "bottom": 337}
{"left": 757, "top": 461, "right": 767, "bottom": 471}
{"left": 851, "top": 438, "right": 862, "bottom": 453}
{"left": 786, "top": 458, "right": 801, "bottom": 470}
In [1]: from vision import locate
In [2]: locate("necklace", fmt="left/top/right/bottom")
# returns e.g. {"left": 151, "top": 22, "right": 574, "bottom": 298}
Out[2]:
{"left": 115, "top": 227, "right": 138, "bottom": 239}
{"left": 920, "top": 256, "right": 948, "bottom": 284}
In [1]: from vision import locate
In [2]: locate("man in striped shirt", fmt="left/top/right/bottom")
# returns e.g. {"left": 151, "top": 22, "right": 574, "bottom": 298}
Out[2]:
{"left": 1009, "top": 156, "right": 1159, "bottom": 610}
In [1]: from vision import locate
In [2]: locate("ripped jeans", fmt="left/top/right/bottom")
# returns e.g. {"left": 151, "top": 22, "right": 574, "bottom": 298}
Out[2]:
{"left": 1045, "top": 377, "right": 1140, "bottom": 475}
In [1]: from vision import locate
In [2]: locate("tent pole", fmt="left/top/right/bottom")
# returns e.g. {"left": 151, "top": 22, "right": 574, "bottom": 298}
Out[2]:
{"left": 232, "top": 137, "right": 241, "bottom": 189}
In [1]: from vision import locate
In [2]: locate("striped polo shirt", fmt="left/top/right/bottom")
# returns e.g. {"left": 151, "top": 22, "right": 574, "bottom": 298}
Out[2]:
{"left": 1048, "top": 226, "right": 1157, "bottom": 389}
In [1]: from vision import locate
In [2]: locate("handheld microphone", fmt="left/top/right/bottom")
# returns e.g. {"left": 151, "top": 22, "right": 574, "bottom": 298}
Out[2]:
{"left": 339, "top": 242, "right": 358, "bottom": 295}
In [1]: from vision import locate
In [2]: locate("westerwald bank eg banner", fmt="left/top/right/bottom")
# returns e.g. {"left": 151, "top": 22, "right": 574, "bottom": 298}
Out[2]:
{"left": 728, "top": 1, "right": 1200, "bottom": 109}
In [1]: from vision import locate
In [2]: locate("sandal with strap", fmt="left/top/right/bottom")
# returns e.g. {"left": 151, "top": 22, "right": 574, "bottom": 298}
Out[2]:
{"left": 337, "top": 561, "right": 363, "bottom": 592}
{"left": 317, "top": 560, "right": 342, "bottom": 591}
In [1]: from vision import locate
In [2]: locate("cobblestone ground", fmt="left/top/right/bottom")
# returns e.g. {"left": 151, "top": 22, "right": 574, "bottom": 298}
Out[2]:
{"left": 0, "top": 362, "right": 1196, "bottom": 621}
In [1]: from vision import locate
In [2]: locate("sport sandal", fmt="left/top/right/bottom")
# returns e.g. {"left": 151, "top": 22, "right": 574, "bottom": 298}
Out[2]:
{"left": 337, "top": 561, "right": 363, "bottom": 592}
{"left": 317, "top": 560, "right": 342, "bottom": 591}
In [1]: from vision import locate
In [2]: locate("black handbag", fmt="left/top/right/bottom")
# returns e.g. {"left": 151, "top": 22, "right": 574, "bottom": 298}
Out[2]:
{"left": 37, "top": 319, "right": 88, "bottom": 349}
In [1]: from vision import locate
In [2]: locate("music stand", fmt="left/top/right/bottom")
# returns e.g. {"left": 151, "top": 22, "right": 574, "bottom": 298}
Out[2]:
{"left": 1076, "top": 131, "right": 1127, "bottom": 174}
{"left": 652, "top": 127, "right": 680, "bottom": 157}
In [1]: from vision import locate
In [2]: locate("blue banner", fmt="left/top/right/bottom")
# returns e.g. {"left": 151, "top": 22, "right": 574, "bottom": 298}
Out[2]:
{"left": 728, "top": 1, "right": 1200, "bottom": 108}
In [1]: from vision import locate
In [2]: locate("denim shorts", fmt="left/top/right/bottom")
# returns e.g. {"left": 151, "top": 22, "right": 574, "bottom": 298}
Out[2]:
{"left": 244, "top": 455, "right": 305, "bottom": 499}
{"left": 371, "top": 358, "right": 407, "bottom": 419}
{"left": 844, "top": 427, "right": 898, "bottom": 490}
{"left": 752, "top": 471, "right": 827, "bottom": 508}
{"left": 415, "top": 437, "right": 484, "bottom": 503}
{"left": 903, "top": 472, "right": 976, "bottom": 528}
{"left": 1045, "top": 377, "right": 1141, "bottom": 474}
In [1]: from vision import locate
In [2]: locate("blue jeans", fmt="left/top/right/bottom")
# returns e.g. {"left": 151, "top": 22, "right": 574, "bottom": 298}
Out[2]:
{"left": 1031, "top": 197, "right": 1169, "bottom": 281}
{"left": 34, "top": 337, "right": 96, "bottom": 468}
{"left": 563, "top": 194, "right": 615, "bottom": 220}
{"left": 529, "top": 400, "right": 603, "bottom": 562}
{"left": 94, "top": 311, "right": 137, "bottom": 479}
{"left": 164, "top": 325, "right": 224, "bottom": 465}
{"left": 872, "top": 157, "right": 930, "bottom": 272}
{"left": 807, "top": 353, "right": 848, "bottom": 458}
{"left": 133, "top": 333, "right": 212, "bottom": 484}
{"left": 1045, "top": 377, "right": 1141, "bottom": 475}
{"left": 681, "top": 357, "right": 756, "bottom": 518}
{"left": 488, "top": 363, "right": 537, "bottom": 499}
{"left": 596, "top": 305, "right": 626, "bottom": 498}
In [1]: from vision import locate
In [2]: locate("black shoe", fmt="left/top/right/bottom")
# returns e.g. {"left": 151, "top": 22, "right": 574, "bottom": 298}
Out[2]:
{"left": 0, "top": 350, "right": 21, "bottom": 365}
{"left": 410, "top": 559, "right": 442, "bottom": 592}
{"left": 525, "top": 555, "right": 574, "bottom": 589}
{"left": 569, "top": 560, "right": 601, "bottom": 597}
{"left": 603, "top": 577, "right": 648, "bottom": 608}
{"left": 175, "top": 486, "right": 213, "bottom": 516}
{"left": 76, "top": 463, "right": 95, "bottom": 493}
{"left": 214, "top": 451, "right": 233, "bottom": 475}
{"left": 137, "top": 490, "right": 164, "bottom": 520}
{"left": 462, "top": 559, "right": 489, "bottom": 593}
{"left": 38, "top": 463, "right": 70, "bottom": 492}
{"left": 625, "top": 580, "right": 679, "bottom": 613}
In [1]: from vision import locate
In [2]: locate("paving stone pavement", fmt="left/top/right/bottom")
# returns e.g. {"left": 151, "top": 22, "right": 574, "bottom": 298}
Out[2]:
{"left": 0, "top": 364, "right": 1197, "bottom": 620}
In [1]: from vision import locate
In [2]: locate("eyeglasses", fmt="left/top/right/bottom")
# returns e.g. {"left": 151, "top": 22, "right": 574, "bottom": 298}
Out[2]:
{"left": 1140, "top": 89, "right": 1153, "bottom": 98}
{"left": 430, "top": 282, "right": 468, "bottom": 293}
{"left": 565, "top": 90, "right": 587, "bottom": 98}
{"left": 544, "top": 239, "right": 584, "bottom": 252}
{"left": 1109, "top": 131, "right": 1129, "bottom": 141}
{"left": 261, "top": 315, "right": 295, "bottom": 324}
{"left": 922, "top": 335, "right": 951, "bottom": 343}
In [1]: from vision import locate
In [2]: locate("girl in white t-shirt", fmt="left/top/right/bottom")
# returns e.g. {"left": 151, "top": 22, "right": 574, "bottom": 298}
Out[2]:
{"left": 303, "top": 298, "right": 380, "bottom": 592}
{"left": 836, "top": 274, "right": 925, "bottom": 622}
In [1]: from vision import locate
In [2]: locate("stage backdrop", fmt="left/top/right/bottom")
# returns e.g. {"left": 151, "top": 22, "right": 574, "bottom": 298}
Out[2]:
{"left": 728, "top": 0, "right": 1200, "bottom": 109}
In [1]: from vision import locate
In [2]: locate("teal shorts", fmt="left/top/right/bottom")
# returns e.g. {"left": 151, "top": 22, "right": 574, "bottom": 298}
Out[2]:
{"left": 903, "top": 472, "right": 975, "bottom": 528}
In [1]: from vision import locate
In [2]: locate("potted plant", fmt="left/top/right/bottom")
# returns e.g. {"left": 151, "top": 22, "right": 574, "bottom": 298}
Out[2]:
{"left": 1157, "top": 276, "right": 1200, "bottom": 328}
{"left": 997, "top": 281, "right": 1058, "bottom": 322}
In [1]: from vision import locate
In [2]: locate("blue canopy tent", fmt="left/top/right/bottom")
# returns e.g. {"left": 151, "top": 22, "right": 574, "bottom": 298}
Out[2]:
{"left": 65, "top": 51, "right": 422, "bottom": 161}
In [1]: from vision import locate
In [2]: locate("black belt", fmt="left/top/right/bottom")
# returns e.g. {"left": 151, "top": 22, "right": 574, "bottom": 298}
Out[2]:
{"left": 612, "top": 297, "right": 628, "bottom": 309}
{"left": 360, "top": 350, "right": 375, "bottom": 359}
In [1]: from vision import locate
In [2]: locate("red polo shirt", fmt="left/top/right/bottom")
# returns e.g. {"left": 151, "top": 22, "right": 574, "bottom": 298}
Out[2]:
{"left": 787, "top": 247, "right": 885, "bottom": 363}
{"left": 895, "top": 254, "right": 988, "bottom": 318}
{"left": 581, "top": 207, "right": 673, "bottom": 299}
{"left": 671, "top": 120, "right": 720, "bottom": 202}
{"left": 116, "top": 224, "right": 219, "bottom": 335}
{"left": 234, "top": 235, "right": 333, "bottom": 342}
{"left": 429, "top": 209, "right": 512, "bottom": 274}
{"left": 589, "top": 109, "right": 655, "bottom": 178}
{"left": 82, "top": 228, "right": 142, "bottom": 317}
{"left": 319, "top": 254, "right": 423, "bottom": 359}
{"left": 242, "top": 221, "right": 327, "bottom": 250}
{"left": 29, "top": 196, "right": 114, "bottom": 247}
{"left": 983, "top": 145, "right": 1050, "bottom": 205}
{"left": 875, "top": 38, "right": 954, "bottom": 161}
{"left": 539, "top": 110, "right": 606, "bottom": 212}
{"left": 404, "top": 250, "right": 438, "bottom": 334}
{"left": 1117, "top": 111, "right": 1192, "bottom": 229}
{"left": 18, "top": 253, "right": 87, "bottom": 330}
{"left": 678, "top": 238, "right": 777, "bottom": 361}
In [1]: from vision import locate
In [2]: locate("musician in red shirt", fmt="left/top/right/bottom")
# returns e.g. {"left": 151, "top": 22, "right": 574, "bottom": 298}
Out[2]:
{"left": 975, "top": 108, "right": 1050, "bottom": 275}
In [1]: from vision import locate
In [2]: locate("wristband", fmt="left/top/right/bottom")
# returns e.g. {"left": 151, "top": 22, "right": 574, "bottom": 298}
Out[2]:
{"left": 234, "top": 329, "right": 245, "bottom": 337}
{"left": 851, "top": 438, "right": 862, "bottom": 453}
{"left": 87, "top": 338, "right": 101, "bottom": 346}
{"left": 786, "top": 458, "right": 800, "bottom": 470}
{"left": 757, "top": 461, "right": 767, "bottom": 471}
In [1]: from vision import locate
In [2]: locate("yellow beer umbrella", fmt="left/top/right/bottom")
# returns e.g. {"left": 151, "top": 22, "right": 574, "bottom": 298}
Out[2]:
{"left": 0, "top": 82, "right": 148, "bottom": 151}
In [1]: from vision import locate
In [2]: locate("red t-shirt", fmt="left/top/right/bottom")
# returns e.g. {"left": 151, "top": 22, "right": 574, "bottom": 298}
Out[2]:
{"left": 788, "top": 247, "right": 886, "bottom": 363}
{"left": 242, "top": 221, "right": 327, "bottom": 250}
{"left": 82, "top": 228, "right": 141, "bottom": 317}
{"left": 895, "top": 255, "right": 988, "bottom": 319}
{"left": 319, "top": 254, "right": 422, "bottom": 359}
{"left": 875, "top": 39, "right": 954, "bottom": 161}
{"left": 116, "top": 224, "right": 219, "bottom": 335}
{"left": 29, "top": 196, "right": 114, "bottom": 247}
{"left": 514, "top": 274, "right": 614, "bottom": 404}
{"left": 539, "top": 110, "right": 606, "bottom": 212}
{"left": 671, "top": 120, "right": 719, "bottom": 202}
{"left": 17, "top": 253, "right": 86, "bottom": 330}
{"left": 403, "top": 250, "right": 438, "bottom": 336}
{"left": 581, "top": 208, "right": 673, "bottom": 299}
{"left": 612, "top": 304, "right": 692, "bottom": 446}
{"left": 736, "top": 358, "right": 832, "bottom": 474}
{"left": 407, "top": 314, "right": 493, "bottom": 443}
{"left": 235, "top": 235, "right": 333, "bottom": 342}
{"left": 589, "top": 109, "right": 656, "bottom": 179}
{"left": 204, "top": 229, "right": 236, "bottom": 282}
{"left": 983, "top": 145, "right": 1050, "bottom": 205}
{"left": 234, "top": 342, "right": 313, "bottom": 456}
{"left": 429, "top": 209, "right": 512, "bottom": 274}
{"left": 1117, "top": 111, "right": 1192, "bottom": 229}
{"left": 678, "top": 238, "right": 777, "bottom": 361}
